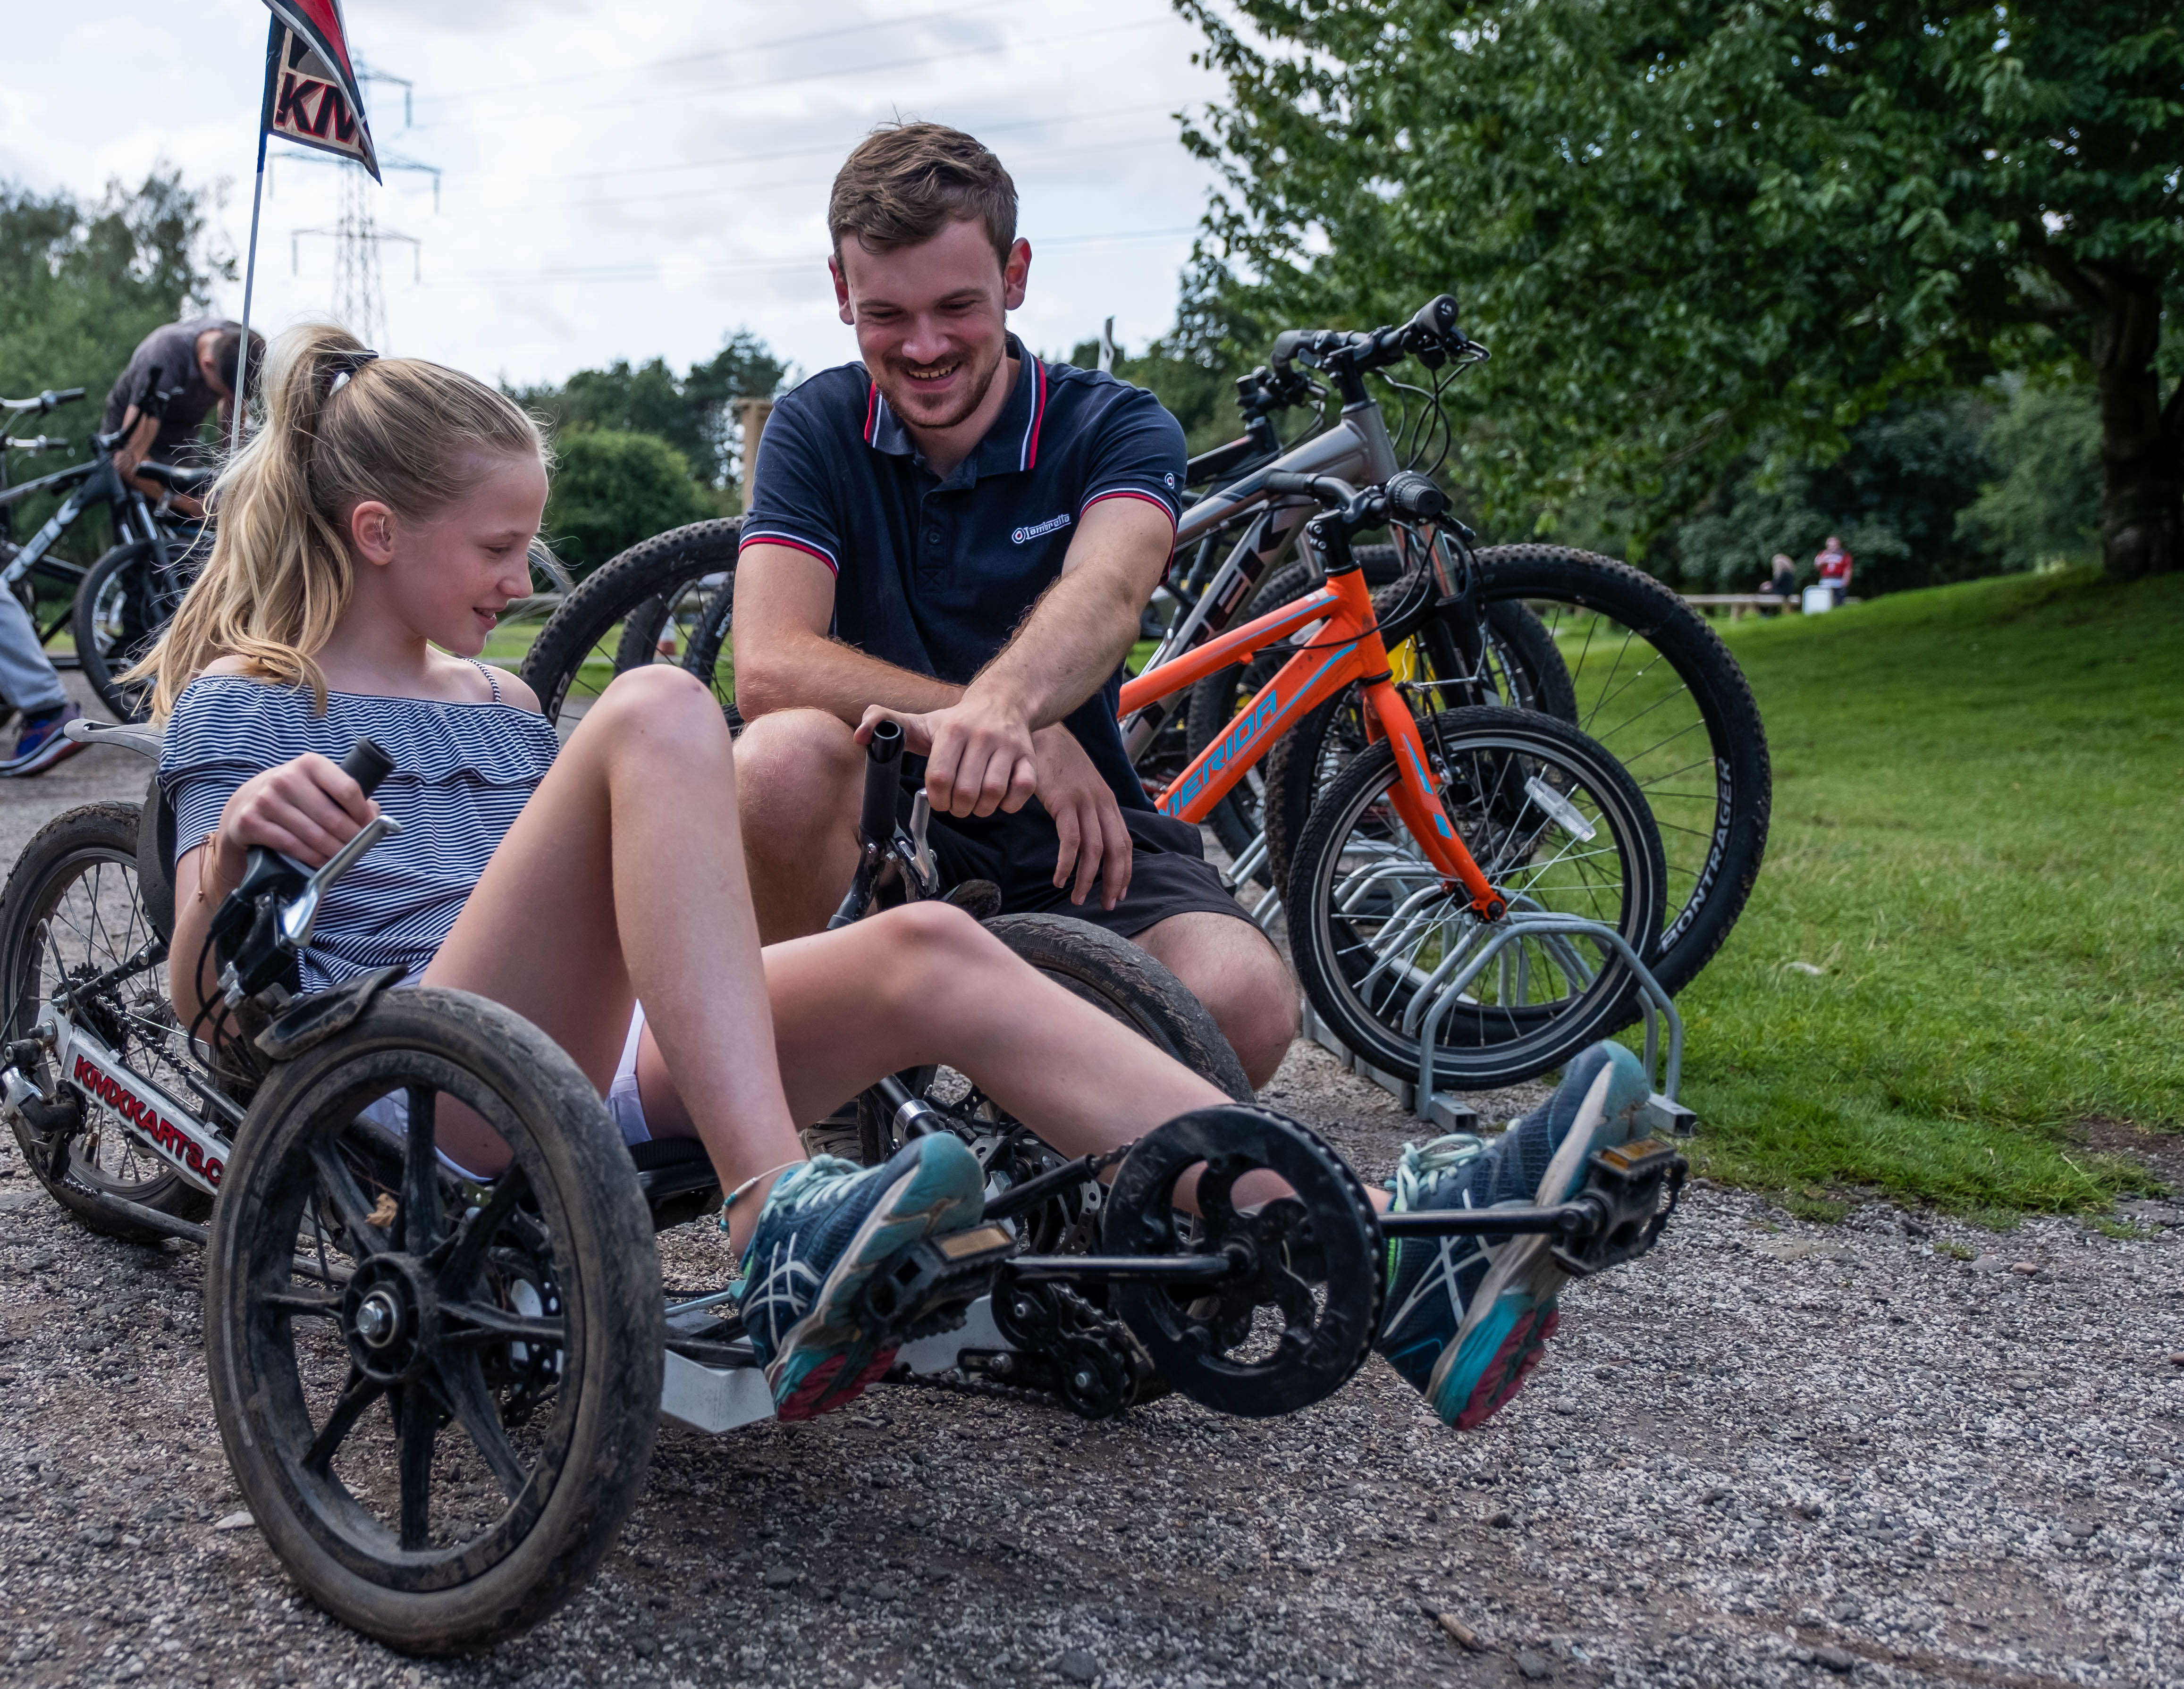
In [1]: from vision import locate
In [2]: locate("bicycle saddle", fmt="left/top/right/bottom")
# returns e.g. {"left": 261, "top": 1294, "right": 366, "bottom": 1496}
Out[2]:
{"left": 137, "top": 461, "right": 212, "bottom": 494}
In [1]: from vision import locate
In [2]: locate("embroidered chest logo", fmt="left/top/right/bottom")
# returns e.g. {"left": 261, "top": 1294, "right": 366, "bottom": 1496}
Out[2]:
{"left": 1011, "top": 513, "right": 1072, "bottom": 545}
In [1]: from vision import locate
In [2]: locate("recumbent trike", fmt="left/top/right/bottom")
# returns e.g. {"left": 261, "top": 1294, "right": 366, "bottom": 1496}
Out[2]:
{"left": 0, "top": 714, "right": 1684, "bottom": 1655}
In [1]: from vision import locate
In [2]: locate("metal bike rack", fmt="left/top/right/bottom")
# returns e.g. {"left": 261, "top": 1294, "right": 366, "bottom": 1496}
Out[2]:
{"left": 1297, "top": 907, "right": 1697, "bottom": 1141}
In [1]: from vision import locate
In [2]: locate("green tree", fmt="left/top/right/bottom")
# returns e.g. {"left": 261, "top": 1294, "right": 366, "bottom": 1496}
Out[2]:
{"left": 544, "top": 428, "right": 721, "bottom": 577}
{"left": 1656, "top": 397, "right": 2000, "bottom": 594}
{"left": 0, "top": 169, "right": 227, "bottom": 571}
{"left": 515, "top": 330, "right": 785, "bottom": 493}
{"left": 1177, "top": 0, "right": 2184, "bottom": 578}
{"left": 1957, "top": 378, "right": 2104, "bottom": 572}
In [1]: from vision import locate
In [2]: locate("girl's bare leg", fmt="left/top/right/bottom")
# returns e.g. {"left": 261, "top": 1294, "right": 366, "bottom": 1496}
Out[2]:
{"left": 638, "top": 901, "right": 1295, "bottom": 1209}
{"left": 422, "top": 665, "right": 802, "bottom": 1230}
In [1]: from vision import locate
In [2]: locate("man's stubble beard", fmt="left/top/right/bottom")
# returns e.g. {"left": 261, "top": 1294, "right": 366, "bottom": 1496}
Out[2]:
{"left": 879, "top": 334, "right": 1007, "bottom": 434}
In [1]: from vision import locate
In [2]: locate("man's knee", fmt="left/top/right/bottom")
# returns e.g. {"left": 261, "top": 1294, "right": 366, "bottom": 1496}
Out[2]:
{"left": 734, "top": 708, "right": 860, "bottom": 825}
{"left": 1139, "top": 914, "right": 1298, "bottom": 1086}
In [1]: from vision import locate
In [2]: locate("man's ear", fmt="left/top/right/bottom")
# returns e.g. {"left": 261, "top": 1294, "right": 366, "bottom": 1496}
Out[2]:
{"left": 831, "top": 255, "right": 854, "bottom": 325}
{"left": 1002, "top": 238, "right": 1030, "bottom": 312}
{"left": 348, "top": 500, "right": 397, "bottom": 568}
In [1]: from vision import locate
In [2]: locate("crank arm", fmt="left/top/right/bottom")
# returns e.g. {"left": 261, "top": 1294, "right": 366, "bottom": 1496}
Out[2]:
{"left": 1003, "top": 1244, "right": 1252, "bottom": 1287}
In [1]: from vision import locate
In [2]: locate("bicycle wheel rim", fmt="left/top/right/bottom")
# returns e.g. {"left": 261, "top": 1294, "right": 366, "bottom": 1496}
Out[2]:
{"left": 1297, "top": 714, "right": 1663, "bottom": 1083}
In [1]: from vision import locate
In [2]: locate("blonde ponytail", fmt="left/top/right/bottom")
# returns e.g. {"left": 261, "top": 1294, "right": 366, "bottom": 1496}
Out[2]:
{"left": 138, "top": 323, "right": 549, "bottom": 719}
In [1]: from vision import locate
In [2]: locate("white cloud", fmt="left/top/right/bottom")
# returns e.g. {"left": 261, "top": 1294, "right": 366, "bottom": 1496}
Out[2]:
{"left": 0, "top": 0, "right": 1226, "bottom": 388}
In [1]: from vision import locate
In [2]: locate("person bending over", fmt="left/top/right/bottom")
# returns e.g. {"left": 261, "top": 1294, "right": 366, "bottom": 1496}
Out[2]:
{"left": 148, "top": 322, "right": 1654, "bottom": 1431}
{"left": 730, "top": 123, "right": 1298, "bottom": 1098}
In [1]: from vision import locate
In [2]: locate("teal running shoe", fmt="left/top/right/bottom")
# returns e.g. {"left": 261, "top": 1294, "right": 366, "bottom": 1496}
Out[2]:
{"left": 739, "top": 1134, "right": 986, "bottom": 1421}
{"left": 1375, "top": 1042, "right": 1651, "bottom": 1429}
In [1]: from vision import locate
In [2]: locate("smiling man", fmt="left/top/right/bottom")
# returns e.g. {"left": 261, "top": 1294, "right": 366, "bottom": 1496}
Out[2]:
{"left": 731, "top": 123, "right": 1296, "bottom": 1104}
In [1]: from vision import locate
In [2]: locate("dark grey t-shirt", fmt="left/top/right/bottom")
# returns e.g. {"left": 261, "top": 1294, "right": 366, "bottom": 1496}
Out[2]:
{"left": 101, "top": 318, "right": 234, "bottom": 465}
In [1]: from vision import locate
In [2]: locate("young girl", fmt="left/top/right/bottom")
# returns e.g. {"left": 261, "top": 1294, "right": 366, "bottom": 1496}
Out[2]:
{"left": 149, "top": 324, "right": 1646, "bottom": 1430}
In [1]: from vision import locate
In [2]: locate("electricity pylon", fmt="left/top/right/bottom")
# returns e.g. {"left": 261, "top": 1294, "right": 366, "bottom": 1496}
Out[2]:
{"left": 285, "top": 67, "right": 437, "bottom": 349}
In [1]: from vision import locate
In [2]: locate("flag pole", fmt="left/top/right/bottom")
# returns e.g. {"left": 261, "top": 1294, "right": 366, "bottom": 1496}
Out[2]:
{"left": 230, "top": 18, "right": 281, "bottom": 461}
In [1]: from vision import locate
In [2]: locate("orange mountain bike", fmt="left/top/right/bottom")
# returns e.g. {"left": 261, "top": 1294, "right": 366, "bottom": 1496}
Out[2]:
{"left": 1120, "top": 470, "right": 1667, "bottom": 1088}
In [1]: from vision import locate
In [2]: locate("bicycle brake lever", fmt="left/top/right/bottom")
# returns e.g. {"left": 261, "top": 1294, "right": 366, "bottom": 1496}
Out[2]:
{"left": 278, "top": 815, "right": 405, "bottom": 950}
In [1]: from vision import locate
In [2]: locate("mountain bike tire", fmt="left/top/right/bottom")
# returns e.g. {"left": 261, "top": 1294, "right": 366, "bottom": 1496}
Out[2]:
{"left": 1264, "top": 545, "right": 1769, "bottom": 999}
{"left": 519, "top": 519, "right": 741, "bottom": 735}
{"left": 73, "top": 541, "right": 164, "bottom": 723}
{"left": 1288, "top": 706, "right": 1667, "bottom": 1090}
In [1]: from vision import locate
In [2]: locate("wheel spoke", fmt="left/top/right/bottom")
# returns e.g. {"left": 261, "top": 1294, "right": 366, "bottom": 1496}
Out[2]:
{"left": 303, "top": 1366, "right": 385, "bottom": 1474}
{"left": 262, "top": 1290, "right": 342, "bottom": 1318}
{"left": 432, "top": 1162, "right": 532, "bottom": 1292}
{"left": 434, "top": 1353, "right": 531, "bottom": 1501}
{"left": 308, "top": 1140, "right": 389, "bottom": 1260}
{"left": 439, "top": 1300, "right": 566, "bottom": 1348}
{"left": 399, "top": 1087, "right": 444, "bottom": 1254}
{"left": 395, "top": 1381, "right": 438, "bottom": 1550}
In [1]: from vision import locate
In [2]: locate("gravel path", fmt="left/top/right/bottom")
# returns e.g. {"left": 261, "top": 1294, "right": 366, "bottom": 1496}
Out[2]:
{"left": 2, "top": 713, "right": 2180, "bottom": 1689}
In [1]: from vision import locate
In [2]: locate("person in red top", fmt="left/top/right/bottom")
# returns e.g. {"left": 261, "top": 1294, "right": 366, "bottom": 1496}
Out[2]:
{"left": 1813, "top": 535, "right": 1852, "bottom": 601}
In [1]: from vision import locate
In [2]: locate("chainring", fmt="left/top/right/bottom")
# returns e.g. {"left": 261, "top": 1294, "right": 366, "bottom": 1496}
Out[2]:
{"left": 1100, "top": 1106, "right": 1381, "bottom": 1418}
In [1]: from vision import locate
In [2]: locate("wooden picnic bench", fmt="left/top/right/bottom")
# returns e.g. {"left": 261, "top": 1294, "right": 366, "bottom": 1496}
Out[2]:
{"left": 1681, "top": 593, "right": 1799, "bottom": 622}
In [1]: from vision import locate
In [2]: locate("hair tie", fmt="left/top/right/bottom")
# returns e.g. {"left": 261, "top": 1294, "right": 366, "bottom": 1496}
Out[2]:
{"left": 327, "top": 348, "right": 380, "bottom": 394}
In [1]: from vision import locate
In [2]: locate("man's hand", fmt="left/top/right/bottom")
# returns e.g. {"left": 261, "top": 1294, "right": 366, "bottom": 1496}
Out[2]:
{"left": 858, "top": 694, "right": 1037, "bottom": 819}
{"left": 1031, "top": 724, "right": 1132, "bottom": 910}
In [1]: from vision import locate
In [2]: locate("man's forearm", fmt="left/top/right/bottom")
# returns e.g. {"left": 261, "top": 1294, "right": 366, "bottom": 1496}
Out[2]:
{"left": 967, "top": 559, "right": 1145, "bottom": 731}
{"left": 742, "top": 631, "right": 963, "bottom": 725}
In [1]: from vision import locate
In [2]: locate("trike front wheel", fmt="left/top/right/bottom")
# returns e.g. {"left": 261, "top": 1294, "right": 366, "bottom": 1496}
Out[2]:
{"left": 205, "top": 987, "right": 664, "bottom": 1655}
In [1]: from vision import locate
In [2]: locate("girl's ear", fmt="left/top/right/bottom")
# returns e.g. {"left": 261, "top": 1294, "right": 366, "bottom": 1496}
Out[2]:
{"left": 349, "top": 499, "right": 397, "bottom": 568}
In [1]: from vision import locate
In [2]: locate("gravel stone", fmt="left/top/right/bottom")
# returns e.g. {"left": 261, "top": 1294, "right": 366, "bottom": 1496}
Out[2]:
{"left": 1056, "top": 1647, "right": 1099, "bottom": 1682}
{"left": 1815, "top": 1643, "right": 1856, "bottom": 1671}
{"left": 3, "top": 745, "right": 2181, "bottom": 1689}
{"left": 1514, "top": 1649, "right": 1553, "bottom": 1680}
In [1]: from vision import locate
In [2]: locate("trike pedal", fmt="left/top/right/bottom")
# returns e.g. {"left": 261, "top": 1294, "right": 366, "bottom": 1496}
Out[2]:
{"left": 858, "top": 1223, "right": 1016, "bottom": 1343}
{"left": 1549, "top": 1138, "right": 1686, "bottom": 1278}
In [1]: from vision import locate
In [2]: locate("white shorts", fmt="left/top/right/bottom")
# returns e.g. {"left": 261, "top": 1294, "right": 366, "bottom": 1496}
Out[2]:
{"left": 607, "top": 1003, "right": 650, "bottom": 1146}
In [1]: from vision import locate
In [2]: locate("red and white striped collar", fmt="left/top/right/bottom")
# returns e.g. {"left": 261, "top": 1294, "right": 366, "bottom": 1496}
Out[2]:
{"left": 859, "top": 335, "right": 1046, "bottom": 479}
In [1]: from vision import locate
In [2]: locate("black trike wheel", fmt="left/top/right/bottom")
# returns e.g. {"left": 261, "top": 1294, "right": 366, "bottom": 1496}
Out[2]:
{"left": 519, "top": 520, "right": 741, "bottom": 737}
{"left": 1100, "top": 1106, "right": 1381, "bottom": 1418}
{"left": 0, "top": 801, "right": 212, "bottom": 1237}
{"left": 205, "top": 988, "right": 664, "bottom": 1655}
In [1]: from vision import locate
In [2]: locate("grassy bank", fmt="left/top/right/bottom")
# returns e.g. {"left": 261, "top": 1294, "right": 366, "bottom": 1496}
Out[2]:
{"left": 1669, "top": 568, "right": 2183, "bottom": 1220}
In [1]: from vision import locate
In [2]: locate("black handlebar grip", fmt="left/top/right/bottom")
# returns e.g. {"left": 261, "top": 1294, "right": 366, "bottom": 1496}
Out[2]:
{"left": 1262, "top": 470, "right": 1322, "bottom": 499}
{"left": 1269, "top": 329, "right": 1306, "bottom": 370}
{"left": 340, "top": 738, "right": 396, "bottom": 799}
{"left": 1408, "top": 294, "right": 1462, "bottom": 343}
{"left": 49, "top": 388, "right": 85, "bottom": 409}
{"left": 859, "top": 719, "right": 904, "bottom": 848}
{"left": 1385, "top": 471, "right": 1450, "bottom": 521}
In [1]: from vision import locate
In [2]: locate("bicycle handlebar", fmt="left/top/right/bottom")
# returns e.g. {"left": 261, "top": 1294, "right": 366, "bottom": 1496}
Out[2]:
{"left": 859, "top": 719, "right": 905, "bottom": 849}
{"left": 0, "top": 387, "right": 86, "bottom": 415}
{"left": 341, "top": 737, "right": 396, "bottom": 799}
{"left": 1263, "top": 467, "right": 1449, "bottom": 529}
{"left": 1268, "top": 293, "right": 1469, "bottom": 387}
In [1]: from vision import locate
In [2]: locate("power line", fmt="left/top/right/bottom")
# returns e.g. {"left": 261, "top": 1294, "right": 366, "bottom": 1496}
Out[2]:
{"left": 413, "top": 16, "right": 1176, "bottom": 125}
{"left": 445, "top": 225, "right": 1199, "bottom": 286}
{"left": 453, "top": 134, "right": 1184, "bottom": 223}
{"left": 418, "top": 0, "right": 1022, "bottom": 103}
{"left": 506, "top": 100, "right": 1182, "bottom": 188}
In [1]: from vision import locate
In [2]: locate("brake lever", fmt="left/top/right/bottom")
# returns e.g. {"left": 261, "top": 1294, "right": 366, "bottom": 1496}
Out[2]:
{"left": 278, "top": 814, "right": 405, "bottom": 950}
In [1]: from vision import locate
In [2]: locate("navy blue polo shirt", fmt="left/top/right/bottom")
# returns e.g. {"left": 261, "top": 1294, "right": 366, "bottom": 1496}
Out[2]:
{"left": 739, "top": 335, "right": 1184, "bottom": 823}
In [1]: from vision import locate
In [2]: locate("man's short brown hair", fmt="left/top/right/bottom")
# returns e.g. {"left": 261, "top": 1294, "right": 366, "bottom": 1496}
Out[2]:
{"left": 828, "top": 123, "right": 1018, "bottom": 267}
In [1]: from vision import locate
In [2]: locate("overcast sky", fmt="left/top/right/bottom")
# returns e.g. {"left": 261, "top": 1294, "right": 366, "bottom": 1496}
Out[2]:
{"left": 0, "top": 0, "right": 1232, "bottom": 389}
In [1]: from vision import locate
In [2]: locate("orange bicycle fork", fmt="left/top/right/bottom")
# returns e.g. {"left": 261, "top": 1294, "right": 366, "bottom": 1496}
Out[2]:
{"left": 1117, "top": 563, "right": 1506, "bottom": 920}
